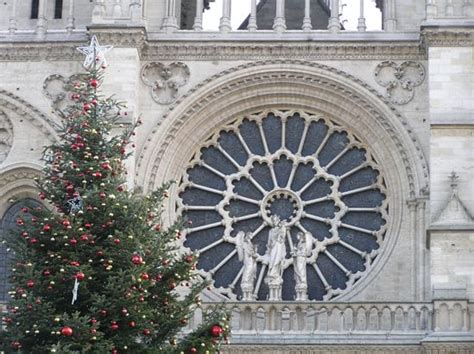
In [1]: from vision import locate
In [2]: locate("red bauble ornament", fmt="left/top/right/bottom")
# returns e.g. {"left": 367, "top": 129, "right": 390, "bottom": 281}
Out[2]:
{"left": 61, "top": 326, "right": 73, "bottom": 336}
{"left": 42, "top": 224, "right": 51, "bottom": 232}
{"left": 43, "top": 269, "right": 51, "bottom": 276}
{"left": 128, "top": 321, "right": 136, "bottom": 328}
{"left": 131, "top": 254, "right": 143, "bottom": 265}
{"left": 70, "top": 238, "right": 78, "bottom": 246}
{"left": 26, "top": 280, "right": 35, "bottom": 288}
{"left": 75, "top": 272, "right": 85, "bottom": 281}
{"left": 189, "top": 348, "right": 197, "bottom": 354}
{"left": 16, "top": 218, "right": 24, "bottom": 226}
{"left": 185, "top": 255, "right": 193, "bottom": 263}
{"left": 100, "top": 309, "right": 108, "bottom": 317}
{"left": 210, "top": 324, "right": 223, "bottom": 337}
{"left": 142, "top": 328, "right": 151, "bottom": 336}
{"left": 10, "top": 341, "right": 21, "bottom": 350}
{"left": 80, "top": 234, "right": 89, "bottom": 241}
{"left": 90, "top": 79, "right": 98, "bottom": 88}
{"left": 113, "top": 238, "right": 121, "bottom": 245}
{"left": 29, "top": 238, "right": 38, "bottom": 244}
{"left": 21, "top": 207, "right": 29, "bottom": 213}
{"left": 112, "top": 349, "right": 118, "bottom": 354}
{"left": 111, "top": 322, "right": 119, "bottom": 331}
{"left": 83, "top": 103, "right": 91, "bottom": 112}
{"left": 140, "top": 273, "right": 149, "bottom": 281}
{"left": 39, "top": 192, "right": 46, "bottom": 200}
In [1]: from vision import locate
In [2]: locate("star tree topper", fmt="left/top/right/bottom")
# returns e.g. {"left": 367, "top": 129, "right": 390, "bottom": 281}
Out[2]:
{"left": 77, "top": 35, "right": 113, "bottom": 69}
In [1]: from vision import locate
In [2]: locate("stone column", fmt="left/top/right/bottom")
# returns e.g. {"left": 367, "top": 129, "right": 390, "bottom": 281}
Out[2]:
{"left": 92, "top": 0, "right": 106, "bottom": 23}
{"left": 66, "top": 0, "right": 75, "bottom": 34}
{"left": 426, "top": 0, "right": 438, "bottom": 18}
{"left": 248, "top": 0, "right": 258, "bottom": 31}
{"left": 36, "top": 0, "right": 48, "bottom": 36}
{"left": 302, "top": 0, "right": 312, "bottom": 32}
{"left": 357, "top": 0, "right": 366, "bottom": 32}
{"left": 384, "top": 0, "right": 397, "bottom": 31}
{"left": 162, "top": 0, "right": 179, "bottom": 32}
{"left": 219, "top": 0, "right": 232, "bottom": 33}
{"left": 8, "top": 0, "right": 17, "bottom": 34}
{"left": 328, "top": 0, "right": 340, "bottom": 33}
{"left": 273, "top": 0, "right": 286, "bottom": 33}
{"left": 408, "top": 200, "right": 418, "bottom": 300}
{"left": 193, "top": 0, "right": 204, "bottom": 31}
{"left": 129, "top": 0, "right": 142, "bottom": 21}
{"left": 112, "top": 0, "right": 122, "bottom": 18}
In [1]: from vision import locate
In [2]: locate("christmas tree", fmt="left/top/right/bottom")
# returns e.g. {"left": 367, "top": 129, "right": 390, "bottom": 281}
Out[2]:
{"left": 0, "top": 37, "right": 229, "bottom": 354}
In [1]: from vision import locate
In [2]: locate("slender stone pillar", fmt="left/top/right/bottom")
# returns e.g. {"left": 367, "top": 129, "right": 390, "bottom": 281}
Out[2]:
{"left": 66, "top": 0, "right": 75, "bottom": 34}
{"left": 357, "top": 0, "right": 366, "bottom": 32}
{"left": 273, "top": 0, "right": 286, "bottom": 33}
{"left": 248, "top": 0, "right": 258, "bottom": 31}
{"left": 162, "top": 0, "right": 179, "bottom": 32}
{"left": 193, "top": 0, "right": 204, "bottom": 31}
{"left": 8, "top": 0, "right": 17, "bottom": 34}
{"left": 302, "top": 0, "right": 312, "bottom": 32}
{"left": 36, "top": 0, "right": 48, "bottom": 36}
{"left": 328, "top": 0, "right": 340, "bottom": 33}
{"left": 219, "top": 0, "right": 232, "bottom": 33}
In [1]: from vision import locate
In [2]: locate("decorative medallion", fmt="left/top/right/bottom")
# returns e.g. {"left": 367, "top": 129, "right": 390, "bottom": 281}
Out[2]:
{"left": 177, "top": 110, "right": 389, "bottom": 301}
{"left": 43, "top": 73, "right": 87, "bottom": 115}
{"left": 141, "top": 62, "right": 190, "bottom": 105}
{"left": 374, "top": 61, "right": 425, "bottom": 105}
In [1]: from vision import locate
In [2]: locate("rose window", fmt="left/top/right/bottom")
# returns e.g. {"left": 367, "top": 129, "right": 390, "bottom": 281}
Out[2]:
{"left": 177, "top": 110, "right": 388, "bottom": 301}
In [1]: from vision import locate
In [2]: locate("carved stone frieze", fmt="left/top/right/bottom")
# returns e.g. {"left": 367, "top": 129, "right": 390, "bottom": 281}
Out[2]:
{"left": 140, "top": 62, "right": 190, "bottom": 105}
{"left": 0, "top": 110, "right": 13, "bottom": 164}
{"left": 0, "top": 36, "right": 425, "bottom": 62}
{"left": 374, "top": 61, "right": 425, "bottom": 105}
{"left": 422, "top": 27, "right": 474, "bottom": 47}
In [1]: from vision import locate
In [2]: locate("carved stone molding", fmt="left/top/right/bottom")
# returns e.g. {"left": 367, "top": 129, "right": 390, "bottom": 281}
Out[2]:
{"left": 422, "top": 27, "right": 474, "bottom": 47}
{"left": 0, "top": 90, "right": 59, "bottom": 139}
{"left": 374, "top": 61, "right": 425, "bottom": 105}
{"left": 140, "top": 62, "right": 190, "bottom": 105}
{"left": 0, "top": 110, "right": 13, "bottom": 165}
{"left": 43, "top": 73, "right": 87, "bottom": 115}
{"left": 141, "top": 40, "right": 425, "bottom": 61}
{"left": 0, "top": 37, "right": 425, "bottom": 62}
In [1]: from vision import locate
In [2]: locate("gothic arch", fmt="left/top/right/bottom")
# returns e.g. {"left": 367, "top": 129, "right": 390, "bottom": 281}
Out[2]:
{"left": 0, "top": 89, "right": 59, "bottom": 140}
{"left": 136, "top": 60, "right": 429, "bottom": 301}
{"left": 0, "top": 164, "right": 43, "bottom": 216}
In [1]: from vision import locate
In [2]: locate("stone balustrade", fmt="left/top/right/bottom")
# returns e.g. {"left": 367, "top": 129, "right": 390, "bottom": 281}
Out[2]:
{"left": 192, "top": 301, "right": 473, "bottom": 345}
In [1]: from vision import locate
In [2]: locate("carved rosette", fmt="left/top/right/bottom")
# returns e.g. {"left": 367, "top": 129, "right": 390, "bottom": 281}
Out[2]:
{"left": 141, "top": 62, "right": 190, "bottom": 105}
{"left": 177, "top": 109, "right": 389, "bottom": 301}
{"left": 0, "top": 110, "right": 13, "bottom": 164}
{"left": 374, "top": 61, "right": 425, "bottom": 105}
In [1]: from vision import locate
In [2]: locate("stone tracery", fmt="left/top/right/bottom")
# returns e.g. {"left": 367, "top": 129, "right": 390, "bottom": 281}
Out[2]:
{"left": 177, "top": 109, "right": 389, "bottom": 301}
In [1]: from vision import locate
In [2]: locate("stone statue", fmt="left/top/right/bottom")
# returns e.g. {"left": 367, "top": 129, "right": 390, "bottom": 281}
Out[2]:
{"left": 265, "top": 215, "right": 287, "bottom": 300}
{"left": 236, "top": 231, "right": 257, "bottom": 301}
{"left": 293, "top": 231, "right": 313, "bottom": 300}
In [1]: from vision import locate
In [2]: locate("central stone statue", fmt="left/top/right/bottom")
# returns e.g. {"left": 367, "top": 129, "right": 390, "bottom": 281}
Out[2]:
{"left": 265, "top": 215, "right": 288, "bottom": 300}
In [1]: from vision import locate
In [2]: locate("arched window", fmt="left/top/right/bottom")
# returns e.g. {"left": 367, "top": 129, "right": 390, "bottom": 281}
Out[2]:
{"left": 0, "top": 199, "right": 41, "bottom": 302}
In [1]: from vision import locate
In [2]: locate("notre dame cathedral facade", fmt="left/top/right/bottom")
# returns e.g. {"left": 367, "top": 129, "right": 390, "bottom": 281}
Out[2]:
{"left": 1, "top": 0, "right": 474, "bottom": 352}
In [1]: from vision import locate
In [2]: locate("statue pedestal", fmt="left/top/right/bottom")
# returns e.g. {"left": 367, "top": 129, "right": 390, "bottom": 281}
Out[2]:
{"left": 268, "top": 284, "right": 282, "bottom": 301}
{"left": 242, "top": 287, "right": 256, "bottom": 301}
{"left": 295, "top": 285, "right": 308, "bottom": 301}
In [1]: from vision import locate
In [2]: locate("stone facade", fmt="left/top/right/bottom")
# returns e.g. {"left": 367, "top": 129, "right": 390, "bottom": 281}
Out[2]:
{"left": 0, "top": 0, "right": 473, "bottom": 352}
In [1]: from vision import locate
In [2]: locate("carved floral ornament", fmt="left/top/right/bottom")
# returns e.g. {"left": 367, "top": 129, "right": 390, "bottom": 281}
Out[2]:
{"left": 177, "top": 109, "right": 389, "bottom": 302}
{"left": 140, "top": 62, "right": 190, "bottom": 105}
{"left": 374, "top": 61, "right": 425, "bottom": 105}
{"left": 0, "top": 110, "right": 13, "bottom": 165}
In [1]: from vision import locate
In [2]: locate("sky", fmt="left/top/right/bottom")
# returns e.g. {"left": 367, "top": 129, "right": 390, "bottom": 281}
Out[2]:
{"left": 202, "top": 0, "right": 382, "bottom": 31}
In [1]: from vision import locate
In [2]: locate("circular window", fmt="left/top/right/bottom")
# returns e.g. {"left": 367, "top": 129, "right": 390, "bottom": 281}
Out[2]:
{"left": 177, "top": 110, "right": 388, "bottom": 301}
